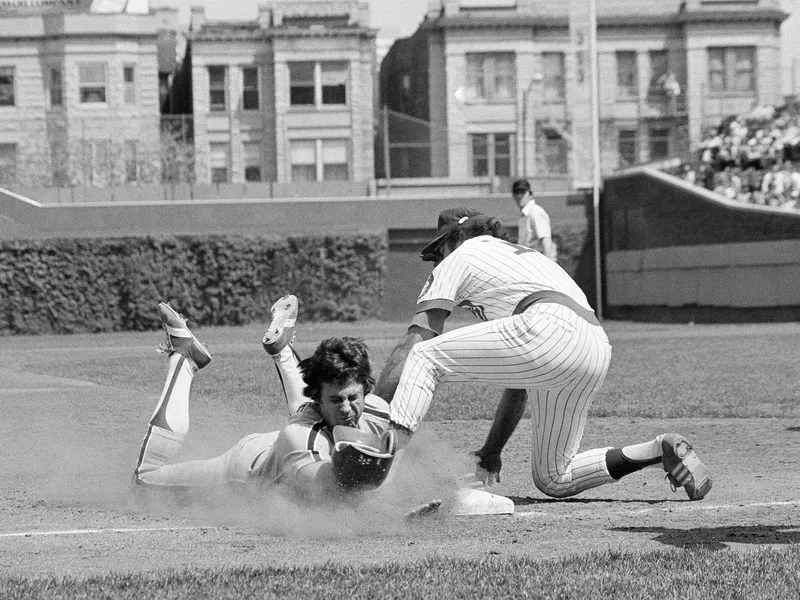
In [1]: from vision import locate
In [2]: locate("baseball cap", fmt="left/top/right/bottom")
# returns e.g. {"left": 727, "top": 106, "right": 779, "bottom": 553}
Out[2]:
{"left": 420, "top": 207, "right": 482, "bottom": 262}
{"left": 511, "top": 178, "right": 531, "bottom": 194}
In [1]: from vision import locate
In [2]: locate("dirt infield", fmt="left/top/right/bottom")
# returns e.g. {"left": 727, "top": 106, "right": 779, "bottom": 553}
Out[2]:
{"left": 2, "top": 322, "right": 800, "bottom": 578}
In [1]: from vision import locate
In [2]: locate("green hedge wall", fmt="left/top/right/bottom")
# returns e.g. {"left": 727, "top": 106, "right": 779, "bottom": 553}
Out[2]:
{"left": 0, "top": 233, "right": 387, "bottom": 336}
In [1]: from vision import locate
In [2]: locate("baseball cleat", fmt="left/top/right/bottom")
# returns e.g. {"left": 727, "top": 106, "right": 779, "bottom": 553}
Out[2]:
{"left": 262, "top": 294, "right": 298, "bottom": 355}
{"left": 156, "top": 302, "right": 212, "bottom": 371}
{"left": 661, "top": 433, "right": 712, "bottom": 501}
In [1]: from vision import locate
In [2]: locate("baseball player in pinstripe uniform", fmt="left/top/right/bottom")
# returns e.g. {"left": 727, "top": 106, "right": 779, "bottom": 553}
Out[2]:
{"left": 133, "top": 296, "right": 395, "bottom": 505}
{"left": 376, "top": 208, "right": 712, "bottom": 501}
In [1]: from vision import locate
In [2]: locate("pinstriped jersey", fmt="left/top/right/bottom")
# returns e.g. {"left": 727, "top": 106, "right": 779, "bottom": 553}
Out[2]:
{"left": 251, "top": 393, "right": 390, "bottom": 496}
{"left": 416, "top": 235, "right": 591, "bottom": 321}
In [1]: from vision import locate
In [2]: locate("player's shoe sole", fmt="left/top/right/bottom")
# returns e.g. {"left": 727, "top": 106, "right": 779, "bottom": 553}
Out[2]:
{"left": 661, "top": 433, "right": 712, "bottom": 501}
{"left": 262, "top": 294, "right": 298, "bottom": 355}
{"left": 157, "top": 303, "right": 212, "bottom": 371}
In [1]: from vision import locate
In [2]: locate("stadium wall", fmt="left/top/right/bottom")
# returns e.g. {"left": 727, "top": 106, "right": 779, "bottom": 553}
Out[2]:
{"left": 603, "top": 167, "right": 800, "bottom": 322}
{"left": 0, "top": 186, "right": 592, "bottom": 321}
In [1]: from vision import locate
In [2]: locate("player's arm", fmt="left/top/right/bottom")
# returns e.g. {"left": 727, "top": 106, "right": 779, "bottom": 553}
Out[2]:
{"left": 273, "top": 426, "right": 353, "bottom": 504}
{"left": 373, "top": 308, "right": 449, "bottom": 401}
{"left": 294, "top": 460, "right": 343, "bottom": 502}
{"left": 540, "top": 236, "right": 556, "bottom": 259}
{"left": 474, "top": 388, "right": 528, "bottom": 486}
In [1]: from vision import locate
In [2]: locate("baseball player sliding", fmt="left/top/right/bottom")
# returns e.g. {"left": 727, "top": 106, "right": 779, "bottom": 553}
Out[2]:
{"left": 133, "top": 296, "right": 396, "bottom": 505}
{"left": 375, "top": 207, "right": 711, "bottom": 501}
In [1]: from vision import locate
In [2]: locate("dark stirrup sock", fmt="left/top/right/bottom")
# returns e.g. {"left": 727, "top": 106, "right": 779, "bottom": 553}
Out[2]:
{"left": 605, "top": 448, "right": 662, "bottom": 480}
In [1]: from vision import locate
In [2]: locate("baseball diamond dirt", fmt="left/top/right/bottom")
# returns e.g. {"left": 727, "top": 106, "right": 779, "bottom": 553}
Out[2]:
{"left": 1, "top": 320, "right": 799, "bottom": 578}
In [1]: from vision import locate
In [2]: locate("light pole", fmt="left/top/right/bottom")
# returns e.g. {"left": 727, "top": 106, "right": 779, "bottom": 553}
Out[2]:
{"left": 521, "top": 72, "right": 543, "bottom": 177}
{"left": 588, "top": 0, "right": 602, "bottom": 320}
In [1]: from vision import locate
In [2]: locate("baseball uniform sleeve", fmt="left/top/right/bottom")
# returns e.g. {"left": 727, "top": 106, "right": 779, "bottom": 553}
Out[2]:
{"left": 257, "top": 420, "right": 333, "bottom": 491}
{"left": 415, "top": 252, "right": 469, "bottom": 314}
{"left": 531, "top": 205, "right": 552, "bottom": 240}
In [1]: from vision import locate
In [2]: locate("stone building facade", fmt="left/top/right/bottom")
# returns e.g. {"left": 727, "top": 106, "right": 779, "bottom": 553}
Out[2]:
{"left": 380, "top": 0, "right": 787, "bottom": 181}
{"left": 188, "top": 0, "right": 376, "bottom": 186}
{"left": 0, "top": 0, "right": 179, "bottom": 188}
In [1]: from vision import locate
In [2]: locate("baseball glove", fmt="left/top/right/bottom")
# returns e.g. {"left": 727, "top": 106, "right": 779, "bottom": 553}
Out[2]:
{"left": 331, "top": 426, "right": 397, "bottom": 491}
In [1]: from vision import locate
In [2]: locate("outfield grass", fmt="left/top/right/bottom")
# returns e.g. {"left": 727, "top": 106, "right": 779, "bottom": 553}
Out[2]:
{"left": 3, "top": 546, "right": 799, "bottom": 599}
{"left": 17, "top": 321, "right": 800, "bottom": 421}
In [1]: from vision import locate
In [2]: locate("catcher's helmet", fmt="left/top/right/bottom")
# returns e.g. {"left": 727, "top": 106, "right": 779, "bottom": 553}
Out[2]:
{"left": 331, "top": 426, "right": 397, "bottom": 490}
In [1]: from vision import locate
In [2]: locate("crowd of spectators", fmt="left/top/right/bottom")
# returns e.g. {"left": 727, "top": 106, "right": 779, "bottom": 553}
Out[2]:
{"left": 670, "top": 102, "right": 800, "bottom": 209}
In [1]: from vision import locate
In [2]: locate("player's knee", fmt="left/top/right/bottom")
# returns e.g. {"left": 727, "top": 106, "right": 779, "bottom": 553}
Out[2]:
{"left": 532, "top": 470, "right": 579, "bottom": 499}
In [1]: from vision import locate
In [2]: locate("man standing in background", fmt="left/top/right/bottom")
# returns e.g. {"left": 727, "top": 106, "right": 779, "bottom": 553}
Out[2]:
{"left": 511, "top": 178, "right": 557, "bottom": 262}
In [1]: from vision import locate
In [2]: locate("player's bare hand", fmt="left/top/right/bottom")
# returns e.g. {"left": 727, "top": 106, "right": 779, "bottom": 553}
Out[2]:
{"left": 471, "top": 449, "right": 502, "bottom": 486}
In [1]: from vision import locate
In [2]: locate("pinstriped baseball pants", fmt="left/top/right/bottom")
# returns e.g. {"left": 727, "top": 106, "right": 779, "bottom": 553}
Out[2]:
{"left": 390, "top": 302, "right": 615, "bottom": 498}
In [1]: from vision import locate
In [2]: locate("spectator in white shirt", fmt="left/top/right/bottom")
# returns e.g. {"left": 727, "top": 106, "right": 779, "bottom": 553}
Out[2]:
{"left": 511, "top": 179, "right": 557, "bottom": 262}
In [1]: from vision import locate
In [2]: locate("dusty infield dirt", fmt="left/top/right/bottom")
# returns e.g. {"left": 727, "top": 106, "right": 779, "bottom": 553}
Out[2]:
{"left": 2, "top": 322, "right": 800, "bottom": 578}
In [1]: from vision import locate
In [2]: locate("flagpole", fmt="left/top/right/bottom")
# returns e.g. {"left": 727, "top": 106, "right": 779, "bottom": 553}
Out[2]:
{"left": 588, "top": 0, "right": 602, "bottom": 320}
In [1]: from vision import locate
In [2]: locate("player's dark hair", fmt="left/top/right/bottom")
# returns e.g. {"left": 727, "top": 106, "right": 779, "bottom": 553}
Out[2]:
{"left": 441, "top": 214, "right": 509, "bottom": 252}
{"left": 298, "top": 336, "right": 375, "bottom": 402}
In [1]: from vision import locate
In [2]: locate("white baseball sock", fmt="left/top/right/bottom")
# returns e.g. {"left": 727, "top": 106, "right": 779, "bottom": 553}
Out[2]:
{"left": 621, "top": 435, "right": 664, "bottom": 463}
{"left": 149, "top": 353, "right": 194, "bottom": 436}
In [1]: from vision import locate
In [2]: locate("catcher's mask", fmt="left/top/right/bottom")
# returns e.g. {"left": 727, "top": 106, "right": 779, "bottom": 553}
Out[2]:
{"left": 331, "top": 426, "right": 397, "bottom": 491}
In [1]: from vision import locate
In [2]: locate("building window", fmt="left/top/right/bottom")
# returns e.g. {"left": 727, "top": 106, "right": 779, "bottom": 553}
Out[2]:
{"left": 208, "top": 66, "right": 227, "bottom": 112}
{"left": 79, "top": 63, "right": 107, "bottom": 103}
{"left": 470, "top": 133, "right": 513, "bottom": 177}
{"left": 648, "top": 50, "right": 668, "bottom": 96}
{"left": 322, "top": 139, "right": 348, "bottom": 180}
{"left": 618, "top": 129, "right": 638, "bottom": 168}
{"left": 123, "top": 65, "right": 136, "bottom": 104}
{"left": 290, "top": 138, "right": 350, "bottom": 182}
{"left": 616, "top": 51, "right": 638, "bottom": 98}
{"left": 80, "top": 139, "right": 111, "bottom": 185}
{"left": 648, "top": 127, "right": 670, "bottom": 161}
{"left": 0, "top": 143, "right": 16, "bottom": 184}
{"left": 242, "top": 67, "right": 260, "bottom": 111}
{"left": 209, "top": 143, "right": 230, "bottom": 183}
{"left": 244, "top": 142, "right": 262, "bottom": 181}
{"left": 465, "top": 53, "right": 515, "bottom": 102}
{"left": 708, "top": 47, "right": 755, "bottom": 92}
{"left": 539, "top": 127, "right": 568, "bottom": 174}
{"left": 125, "top": 140, "right": 138, "bottom": 182}
{"left": 289, "top": 61, "right": 348, "bottom": 107}
{"left": 289, "top": 63, "right": 315, "bottom": 105}
{"left": 290, "top": 140, "right": 316, "bottom": 181}
{"left": 51, "top": 142, "right": 68, "bottom": 186}
{"left": 542, "top": 52, "right": 565, "bottom": 103}
{"left": 321, "top": 62, "right": 347, "bottom": 105}
{"left": 50, "top": 68, "right": 63, "bottom": 107}
{"left": 0, "top": 67, "right": 14, "bottom": 106}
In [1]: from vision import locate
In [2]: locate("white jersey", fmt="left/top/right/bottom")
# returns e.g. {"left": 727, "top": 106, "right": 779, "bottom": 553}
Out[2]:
{"left": 415, "top": 235, "right": 590, "bottom": 321}
{"left": 518, "top": 201, "right": 551, "bottom": 249}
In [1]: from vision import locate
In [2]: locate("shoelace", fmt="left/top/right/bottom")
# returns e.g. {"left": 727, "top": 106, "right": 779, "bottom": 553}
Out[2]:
{"left": 665, "top": 473, "right": 679, "bottom": 493}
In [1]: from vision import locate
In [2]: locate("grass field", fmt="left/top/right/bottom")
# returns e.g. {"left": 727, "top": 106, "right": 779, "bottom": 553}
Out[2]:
{"left": 2, "top": 318, "right": 800, "bottom": 598}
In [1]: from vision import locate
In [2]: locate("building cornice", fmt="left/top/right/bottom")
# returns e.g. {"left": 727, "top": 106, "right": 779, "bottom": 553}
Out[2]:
{"left": 187, "top": 27, "right": 267, "bottom": 43}
{"left": 421, "top": 8, "right": 787, "bottom": 31}
{"left": 0, "top": 31, "right": 158, "bottom": 41}
{"left": 267, "top": 26, "right": 377, "bottom": 39}
{"left": 188, "top": 25, "right": 376, "bottom": 43}
{"left": 677, "top": 9, "right": 787, "bottom": 25}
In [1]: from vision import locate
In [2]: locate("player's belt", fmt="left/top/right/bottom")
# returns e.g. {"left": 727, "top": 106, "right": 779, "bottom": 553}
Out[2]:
{"left": 513, "top": 290, "right": 601, "bottom": 326}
